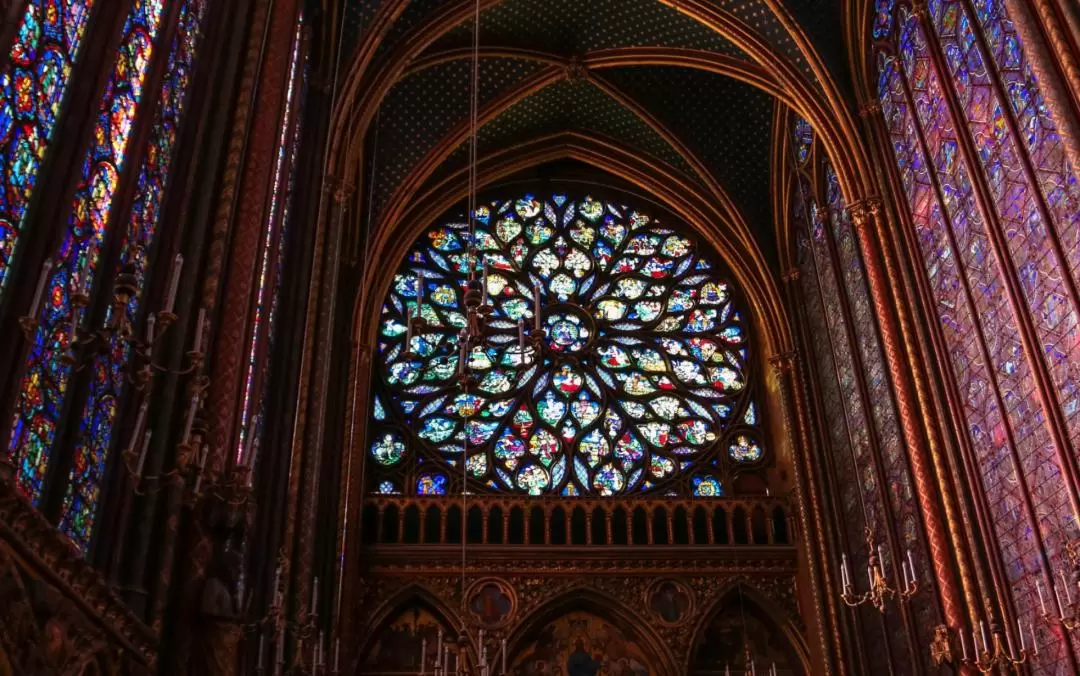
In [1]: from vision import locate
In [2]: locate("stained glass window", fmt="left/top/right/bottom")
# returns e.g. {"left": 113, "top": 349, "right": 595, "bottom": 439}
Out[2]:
{"left": 875, "top": 1, "right": 1080, "bottom": 668}
{"left": 0, "top": 0, "right": 97, "bottom": 300}
{"left": 56, "top": 0, "right": 210, "bottom": 549}
{"left": 369, "top": 193, "right": 764, "bottom": 497}
{"left": 235, "top": 15, "right": 305, "bottom": 466}
{"left": 7, "top": 0, "right": 168, "bottom": 505}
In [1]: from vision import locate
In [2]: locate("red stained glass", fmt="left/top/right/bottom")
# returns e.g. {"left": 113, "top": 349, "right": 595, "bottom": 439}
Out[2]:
{"left": 58, "top": 0, "right": 210, "bottom": 550}
{"left": 0, "top": 0, "right": 97, "bottom": 300}
{"left": 7, "top": 0, "right": 167, "bottom": 512}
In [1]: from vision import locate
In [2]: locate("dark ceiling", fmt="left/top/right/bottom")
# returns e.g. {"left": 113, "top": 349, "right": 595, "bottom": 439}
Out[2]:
{"left": 342, "top": 0, "right": 856, "bottom": 270}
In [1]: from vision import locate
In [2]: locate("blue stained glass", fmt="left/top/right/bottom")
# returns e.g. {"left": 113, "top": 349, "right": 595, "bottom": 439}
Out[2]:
{"left": 372, "top": 194, "right": 765, "bottom": 496}
{"left": 0, "top": 0, "right": 98, "bottom": 301}
{"left": 56, "top": 0, "right": 210, "bottom": 551}
{"left": 8, "top": 0, "right": 168, "bottom": 507}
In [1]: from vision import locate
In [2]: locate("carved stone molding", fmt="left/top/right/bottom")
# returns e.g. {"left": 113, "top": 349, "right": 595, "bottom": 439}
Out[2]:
{"left": 354, "top": 571, "right": 801, "bottom": 673}
{"left": 0, "top": 480, "right": 156, "bottom": 672}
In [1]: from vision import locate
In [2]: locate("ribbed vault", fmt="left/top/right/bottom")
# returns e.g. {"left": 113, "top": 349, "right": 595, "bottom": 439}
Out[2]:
{"left": 330, "top": 0, "right": 874, "bottom": 357}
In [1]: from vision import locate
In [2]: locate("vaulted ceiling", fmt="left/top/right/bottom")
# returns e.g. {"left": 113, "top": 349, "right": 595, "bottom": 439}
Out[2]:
{"left": 336, "top": 0, "right": 858, "bottom": 270}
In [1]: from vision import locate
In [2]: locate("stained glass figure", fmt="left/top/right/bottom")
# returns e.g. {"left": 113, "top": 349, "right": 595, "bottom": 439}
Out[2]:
{"left": 875, "top": 3, "right": 1080, "bottom": 669}
{"left": 0, "top": 0, "right": 97, "bottom": 300}
{"left": 370, "top": 194, "right": 764, "bottom": 496}
{"left": 7, "top": 0, "right": 168, "bottom": 506}
{"left": 57, "top": 0, "right": 210, "bottom": 548}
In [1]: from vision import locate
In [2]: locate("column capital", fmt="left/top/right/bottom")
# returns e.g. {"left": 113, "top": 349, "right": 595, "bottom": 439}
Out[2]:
{"left": 768, "top": 350, "right": 798, "bottom": 375}
{"left": 323, "top": 176, "right": 356, "bottom": 203}
{"left": 858, "top": 100, "right": 883, "bottom": 118}
{"left": 847, "top": 197, "right": 884, "bottom": 230}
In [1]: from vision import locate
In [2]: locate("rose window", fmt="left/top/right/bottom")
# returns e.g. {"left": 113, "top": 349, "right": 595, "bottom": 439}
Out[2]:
{"left": 369, "top": 193, "right": 765, "bottom": 497}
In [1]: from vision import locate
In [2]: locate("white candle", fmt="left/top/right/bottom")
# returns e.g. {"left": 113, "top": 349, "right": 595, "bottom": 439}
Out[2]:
{"left": 181, "top": 393, "right": 199, "bottom": 444}
{"left": 145, "top": 312, "right": 156, "bottom": 344}
{"left": 258, "top": 633, "right": 266, "bottom": 669}
{"left": 164, "top": 253, "right": 183, "bottom": 314}
{"left": 1030, "top": 622, "right": 1038, "bottom": 655}
{"left": 318, "top": 631, "right": 325, "bottom": 667}
{"left": 960, "top": 631, "right": 968, "bottom": 661}
{"left": 724, "top": 665, "right": 731, "bottom": 676}
{"left": 482, "top": 259, "right": 489, "bottom": 305}
{"left": 877, "top": 545, "right": 886, "bottom": 576}
{"left": 131, "top": 399, "right": 149, "bottom": 462}
{"left": 1055, "top": 584, "right": 1066, "bottom": 617}
{"left": 28, "top": 259, "right": 53, "bottom": 319}
{"left": 972, "top": 629, "right": 980, "bottom": 656}
{"left": 193, "top": 307, "right": 206, "bottom": 353}
{"left": 421, "top": 638, "right": 427, "bottom": 675}
{"left": 979, "top": 621, "right": 989, "bottom": 655}
{"left": 311, "top": 576, "right": 319, "bottom": 615}
{"left": 1062, "top": 570, "right": 1074, "bottom": 605}
{"left": 1037, "top": 579, "right": 1048, "bottom": 615}
{"left": 77, "top": 264, "right": 90, "bottom": 297}
{"left": 533, "top": 283, "right": 541, "bottom": 330}
{"left": 901, "top": 561, "right": 910, "bottom": 593}
{"left": 193, "top": 444, "right": 208, "bottom": 493}
{"left": 501, "top": 638, "right": 506, "bottom": 673}
{"left": 136, "top": 429, "right": 152, "bottom": 477}
{"left": 906, "top": 549, "right": 916, "bottom": 584}
{"left": 1005, "top": 620, "right": 1016, "bottom": 657}
{"left": 840, "top": 554, "right": 850, "bottom": 589}
{"left": 1017, "top": 618, "right": 1026, "bottom": 652}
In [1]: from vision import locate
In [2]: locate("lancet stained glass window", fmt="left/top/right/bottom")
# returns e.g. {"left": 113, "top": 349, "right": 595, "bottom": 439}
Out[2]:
{"left": 0, "top": 0, "right": 97, "bottom": 300}
{"left": 7, "top": 0, "right": 168, "bottom": 504}
{"left": 235, "top": 15, "right": 304, "bottom": 465}
{"left": 57, "top": 0, "right": 210, "bottom": 548}
{"left": 875, "top": 0, "right": 1080, "bottom": 669}
{"left": 370, "top": 194, "right": 764, "bottom": 497}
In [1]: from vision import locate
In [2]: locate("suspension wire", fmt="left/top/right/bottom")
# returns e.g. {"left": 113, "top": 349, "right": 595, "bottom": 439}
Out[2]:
{"left": 466, "top": 0, "right": 481, "bottom": 280}
{"left": 460, "top": 0, "right": 483, "bottom": 647}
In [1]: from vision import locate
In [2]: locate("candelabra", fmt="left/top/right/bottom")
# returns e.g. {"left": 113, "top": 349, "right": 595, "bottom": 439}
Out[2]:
{"left": 17, "top": 254, "right": 209, "bottom": 496}
{"left": 1035, "top": 541, "right": 1080, "bottom": 633}
{"left": 419, "top": 627, "right": 508, "bottom": 676}
{"left": 957, "top": 619, "right": 1035, "bottom": 673}
{"left": 838, "top": 528, "right": 919, "bottom": 612}
{"left": 404, "top": 268, "right": 542, "bottom": 371}
{"left": 718, "top": 645, "right": 778, "bottom": 676}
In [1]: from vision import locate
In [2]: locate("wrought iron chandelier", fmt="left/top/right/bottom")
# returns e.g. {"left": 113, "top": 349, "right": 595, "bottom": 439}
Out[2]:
{"left": 410, "top": 0, "right": 512, "bottom": 673}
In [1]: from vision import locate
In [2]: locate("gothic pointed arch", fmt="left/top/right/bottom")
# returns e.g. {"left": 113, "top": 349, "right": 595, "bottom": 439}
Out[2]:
{"left": 503, "top": 586, "right": 679, "bottom": 676}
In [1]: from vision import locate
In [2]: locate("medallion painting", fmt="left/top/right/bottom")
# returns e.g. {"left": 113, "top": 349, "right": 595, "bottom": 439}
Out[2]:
{"left": 370, "top": 193, "right": 765, "bottom": 498}
{"left": 647, "top": 580, "right": 692, "bottom": 626}
{"left": 509, "top": 611, "right": 654, "bottom": 676}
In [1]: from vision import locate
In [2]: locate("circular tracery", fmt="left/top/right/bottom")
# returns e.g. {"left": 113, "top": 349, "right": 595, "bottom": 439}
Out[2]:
{"left": 369, "top": 193, "right": 765, "bottom": 497}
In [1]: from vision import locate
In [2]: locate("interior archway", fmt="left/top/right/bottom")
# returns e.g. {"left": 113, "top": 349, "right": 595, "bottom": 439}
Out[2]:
{"left": 689, "top": 585, "right": 808, "bottom": 676}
